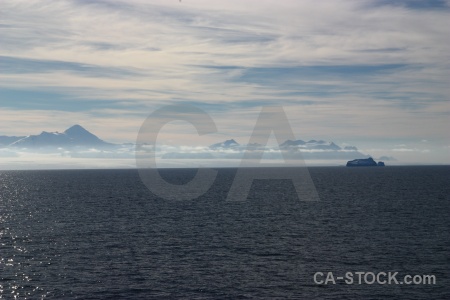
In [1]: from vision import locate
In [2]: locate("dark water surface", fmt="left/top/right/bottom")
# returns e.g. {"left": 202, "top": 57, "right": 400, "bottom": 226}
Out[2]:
{"left": 1, "top": 166, "right": 449, "bottom": 299}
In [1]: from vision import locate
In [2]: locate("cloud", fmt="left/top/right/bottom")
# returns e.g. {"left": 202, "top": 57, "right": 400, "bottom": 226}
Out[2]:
{"left": 392, "top": 148, "right": 415, "bottom": 152}
{"left": 392, "top": 148, "right": 430, "bottom": 153}
{"left": 0, "top": 0, "right": 449, "bottom": 167}
{"left": 0, "top": 148, "right": 19, "bottom": 157}
{"left": 378, "top": 156, "right": 397, "bottom": 161}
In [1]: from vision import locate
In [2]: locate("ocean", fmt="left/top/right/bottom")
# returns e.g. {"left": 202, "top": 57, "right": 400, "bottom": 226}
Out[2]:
{"left": 1, "top": 166, "right": 449, "bottom": 299}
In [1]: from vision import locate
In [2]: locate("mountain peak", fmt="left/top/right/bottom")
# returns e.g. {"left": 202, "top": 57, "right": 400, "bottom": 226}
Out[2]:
{"left": 280, "top": 139, "right": 306, "bottom": 147}
{"left": 209, "top": 139, "right": 240, "bottom": 149}
{"left": 64, "top": 124, "right": 89, "bottom": 135}
{"left": 8, "top": 124, "right": 114, "bottom": 149}
{"left": 63, "top": 125, "right": 107, "bottom": 145}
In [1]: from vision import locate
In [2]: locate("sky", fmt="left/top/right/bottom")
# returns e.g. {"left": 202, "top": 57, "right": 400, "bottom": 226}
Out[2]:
{"left": 1, "top": 0, "right": 450, "bottom": 168}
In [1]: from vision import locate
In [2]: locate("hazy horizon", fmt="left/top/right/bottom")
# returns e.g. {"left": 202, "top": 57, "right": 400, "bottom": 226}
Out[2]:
{"left": 1, "top": 0, "right": 449, "bottom": 169}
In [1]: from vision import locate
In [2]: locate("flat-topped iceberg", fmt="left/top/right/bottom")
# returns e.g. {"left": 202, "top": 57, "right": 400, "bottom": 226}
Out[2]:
{"left": 346, "top": 157, "right": 385, "bottom": 167}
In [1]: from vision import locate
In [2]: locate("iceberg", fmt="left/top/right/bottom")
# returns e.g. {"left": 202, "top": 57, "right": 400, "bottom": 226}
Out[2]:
{"left": 346, "top": 157, "right": 379, "bottom": 167}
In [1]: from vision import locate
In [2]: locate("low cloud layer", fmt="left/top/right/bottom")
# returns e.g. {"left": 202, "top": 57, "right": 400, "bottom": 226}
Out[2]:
{"left": 1, "top": 0, "right": 449, "bottom": 167}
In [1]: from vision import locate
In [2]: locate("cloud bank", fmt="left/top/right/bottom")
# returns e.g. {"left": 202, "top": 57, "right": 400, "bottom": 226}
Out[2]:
{"left": 1, "top": 0, "right": 449, "bottom": 167}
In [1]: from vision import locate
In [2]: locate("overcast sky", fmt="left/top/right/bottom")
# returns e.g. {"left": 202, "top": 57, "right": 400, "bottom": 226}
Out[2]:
{"left": 1, "top": 0, "right": 449, "bottom": 166}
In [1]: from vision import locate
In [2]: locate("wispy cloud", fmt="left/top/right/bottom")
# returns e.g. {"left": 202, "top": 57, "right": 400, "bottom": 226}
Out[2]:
{"left": 1, "top": 0, "right": 449, "bottom": 166}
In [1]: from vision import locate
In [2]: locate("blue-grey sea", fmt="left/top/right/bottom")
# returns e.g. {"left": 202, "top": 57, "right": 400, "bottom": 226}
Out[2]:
{"left": 1, "top": 166, "right": 449, "bottom": 299}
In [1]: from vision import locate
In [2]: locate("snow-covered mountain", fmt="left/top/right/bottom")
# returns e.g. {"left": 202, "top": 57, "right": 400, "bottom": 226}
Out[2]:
{"left": 63, "top": 125, "right": 112, "bottom": 147}
{"left": 206, "top": 138, "right": 367, "bottom": 160}
{"left": 280, "top": 139, "right": 342, "bottom": 150}
{"left": 210, "top": 138, "right": 359, "bottom": 151}
{"left": 209, "top": 139, "right": 240, "bottom": 149}
{"left": 9, "top": 125, "right": 115, "bottom": 149}
{"left": 209, "top": 138, "right": 358, "bottom": 151}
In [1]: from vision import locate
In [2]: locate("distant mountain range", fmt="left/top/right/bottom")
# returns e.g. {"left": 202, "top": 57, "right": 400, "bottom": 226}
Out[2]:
{"left": 1, "top": 125, "right": 384, "bottom": 161}
{"left": 281, "top": 139, "right": 342, "bottom": 150}
{"left": 208, "top": 138, "right": 358, "bottom": 152}
{"left": 203, "top": 138, "right": 368, "bottom": 160}
{"left": 1, "top": 125, "right": 115, "bottom": 149}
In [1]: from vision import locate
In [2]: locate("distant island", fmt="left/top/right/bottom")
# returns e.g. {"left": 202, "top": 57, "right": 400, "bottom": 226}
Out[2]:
{"left": 346, "top": 157, "right": 385, "bottom": 167}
